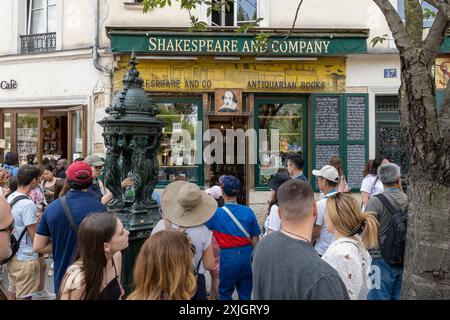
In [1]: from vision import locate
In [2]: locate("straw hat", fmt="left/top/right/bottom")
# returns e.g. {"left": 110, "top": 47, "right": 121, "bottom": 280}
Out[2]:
{"left": 161, "top": 180, "right": 218, "bottom": 227}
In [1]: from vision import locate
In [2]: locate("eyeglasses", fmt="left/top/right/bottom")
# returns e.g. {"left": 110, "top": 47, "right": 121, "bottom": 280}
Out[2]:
{"left": 0, "top": 221, "right": 14, "bottom": 233}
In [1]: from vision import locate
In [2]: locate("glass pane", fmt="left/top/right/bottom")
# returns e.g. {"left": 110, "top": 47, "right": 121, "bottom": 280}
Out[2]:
{"left": 47, "top": 0, "right": 57, "bottom": 6}
{"left": 31, "top": 9, "right": 45, "bottom": 34}
{"left": 17, "top": 113, "right": 39, "bottom": 165}
{"left": 71, "top": 110, "right": 83, "bottom": 160}
{"left": 258, "top": 102, "right": 304, "bottom": 185}
{"left": 47, "top": 5, "right": 57, "bottom": 33}
{"left": 237, "top": 0, "right": 257, "bottom": 22}
{"left": 156, "top": 102, "right": 200, "bottom": 183}
{"left": 3, "top": 113, "right": 12, "bottom": 155}
{"left": 32, "top": 0, "right": 45, "bottom": 9}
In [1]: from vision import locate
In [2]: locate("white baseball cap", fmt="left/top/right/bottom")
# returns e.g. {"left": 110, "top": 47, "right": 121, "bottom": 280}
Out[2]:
{"left": 312, "top": 165, "right": 340, "bottom": 183}
{"left": 206, "top": 185, "right": 223, "bottom": 200}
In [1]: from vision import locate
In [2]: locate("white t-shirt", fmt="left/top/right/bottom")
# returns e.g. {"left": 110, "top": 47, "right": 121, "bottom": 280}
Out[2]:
{"left": 314, "top": 190, "right": 337, "bottom": 256}
{"left": 151, "top": 220, "right": 212, "bottom": 275}
{"left": 7, "top": 192, "right": 38, "bottom": 261}
{"left": 263, "top": 204, "right": 281, "bottom": 236}
{"left": 360, "top": 174, "right": 384, "bottom": 197}
{"left": 322, "top": 236, "right": 372, "bottom": 300}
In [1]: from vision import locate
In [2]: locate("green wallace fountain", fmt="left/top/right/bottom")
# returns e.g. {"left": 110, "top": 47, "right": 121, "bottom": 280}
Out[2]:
{"left": 98, "top": 52, "right": 163, "bottom": 293}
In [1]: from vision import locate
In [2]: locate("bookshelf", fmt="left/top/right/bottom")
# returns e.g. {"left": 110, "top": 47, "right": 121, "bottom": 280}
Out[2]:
{"left": 42, "top": 117, "right": 62, "bottom": 160}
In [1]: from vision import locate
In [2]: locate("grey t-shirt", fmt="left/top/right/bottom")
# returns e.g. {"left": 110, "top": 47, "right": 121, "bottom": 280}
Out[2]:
{"left": 252, "top": 231, "right": 350, "bottom": 300}
{"left": 365, "top": 189, "right": 407, "bottom": 259}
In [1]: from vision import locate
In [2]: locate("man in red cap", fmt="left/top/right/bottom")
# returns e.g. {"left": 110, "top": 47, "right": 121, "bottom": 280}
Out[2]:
{"left": 33, "top": 161, "right": 107, "bottom": 293}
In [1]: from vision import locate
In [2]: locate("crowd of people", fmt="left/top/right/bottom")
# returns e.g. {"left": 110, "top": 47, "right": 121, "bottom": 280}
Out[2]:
{"left": 0, "top": 151, "right": 408, "bottom": 300}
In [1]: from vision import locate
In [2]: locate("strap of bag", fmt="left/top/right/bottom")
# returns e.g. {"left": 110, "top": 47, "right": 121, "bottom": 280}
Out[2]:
{"left": 222, "top": 205, "right": 251, "bottom": 240}
{"left": 9, "top": 195, "right": 30, "bottom": 208}
{"left": 60, "top": 196, "right": 78, "bottom": 233}
{"left": 370, "top": 176, "right": 379, "bottom": 195}
{"left": 374, "top": 193, "right": 399, "bottom": 215}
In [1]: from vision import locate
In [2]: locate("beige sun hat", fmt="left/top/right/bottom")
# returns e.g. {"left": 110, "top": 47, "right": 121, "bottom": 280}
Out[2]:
{"left": 161, "top": 180, "right": 218, "bottom": 227}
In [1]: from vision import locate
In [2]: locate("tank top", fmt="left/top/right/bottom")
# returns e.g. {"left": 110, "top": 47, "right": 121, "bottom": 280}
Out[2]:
{"left": 43, "top": 179, "right": 58, "bottom": 204}
{"left": 100, "top": 258, "right": 124, "bottom": 300}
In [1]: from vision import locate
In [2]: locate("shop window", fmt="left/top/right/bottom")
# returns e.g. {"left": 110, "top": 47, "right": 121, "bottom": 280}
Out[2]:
{"left": 70, "top": 110, "right": 84, "bottom": 161}
{"left": 17, "top": 112, "right": 39, "bottom": 165}
{"left": 2, "top": 113, "right": 12, "bottom": 156}
{"left": 155, "top": 99, "right": 202, "bottom": 186}
{"left": 211, "top": 0, "right": 258, "bottom": 26}
{"left": 21, "top": 0, "right": 56, "bottom": 53}
{"left": 255, "top": 98, "right": 307, "bottom": 188}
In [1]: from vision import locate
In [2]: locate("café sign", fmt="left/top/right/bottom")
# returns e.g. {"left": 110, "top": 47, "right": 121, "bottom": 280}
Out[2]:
{"left": 110, "top": 33, "right": 367, "bottom": 56}
{"left": 1, "top": 79, "right": 17, "bottom": 90}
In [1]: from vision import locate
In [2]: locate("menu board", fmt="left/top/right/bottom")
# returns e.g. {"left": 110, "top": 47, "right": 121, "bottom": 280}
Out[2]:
{"left": 347, "top": 144, "right": 366, "bottom": 189}
{"left": 346, "top": 96, "right": 366, "bottom": 141}
{"left": 314, "top": 96, "right": 340, "bottom": 141}
{"left": 314, "top": 144, "right": 340, "bottom": 188}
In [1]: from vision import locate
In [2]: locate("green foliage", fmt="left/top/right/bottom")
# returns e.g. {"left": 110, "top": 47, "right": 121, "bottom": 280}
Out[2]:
{"left": 423, "top": 7, "right": 436, "bottom": 20}
{"left": 370, "top": 34, "right": 388, "bottom": 47}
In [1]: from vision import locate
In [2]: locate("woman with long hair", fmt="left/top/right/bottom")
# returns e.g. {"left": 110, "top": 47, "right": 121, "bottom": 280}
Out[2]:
{"left": 59, "top": 212, "right": 129, "bottom": 300}
{"left": 41, "top": 164, "right": 61, "bottom": 204}
{"left": 360, "top": 155, "right": 389, "bottom": 210}
{"left": 321, "top": 193, "right": 379, "bottom": 300}
{"left": 128, "top": 230, "right": 196, "bottom": 300}
{"left": 328, "top": 156, "right": 351, "bottom": 193}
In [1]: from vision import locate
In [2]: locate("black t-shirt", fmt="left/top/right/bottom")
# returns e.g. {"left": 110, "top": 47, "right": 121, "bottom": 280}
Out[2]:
{"left": 252, "top": 231, "right": 350, "bottom": 300}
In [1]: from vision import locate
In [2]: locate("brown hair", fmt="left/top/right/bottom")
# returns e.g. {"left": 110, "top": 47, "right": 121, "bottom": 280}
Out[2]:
{"left": 363, "top": 159, "right": 374, "bottom": 177}
{"left": 326, "top": 193, "right": 378, "bottom": 249}
{"left": 128, "top": 230, "right": 196, "bottom": 300}
{"left": 277, "top": 180, "right": 314, "bottom": 222}
{"left": 60, "top": 212, "right": 118, "bottom": 300}
{"left": 328, "top": 156, "right": 344, "bottom": 176}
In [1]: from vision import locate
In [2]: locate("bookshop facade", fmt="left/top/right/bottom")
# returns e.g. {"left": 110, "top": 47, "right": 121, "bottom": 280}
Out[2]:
{"left": 110, "top": 28, "right": 370, "bottom": 209}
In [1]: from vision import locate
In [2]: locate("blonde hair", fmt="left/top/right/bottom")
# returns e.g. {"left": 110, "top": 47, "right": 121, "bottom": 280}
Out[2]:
{"left": 326, "top": 193, "right": 379, "bottom": 249}
{"left": 127, "top": 230, "right": 196, "bottom": 300}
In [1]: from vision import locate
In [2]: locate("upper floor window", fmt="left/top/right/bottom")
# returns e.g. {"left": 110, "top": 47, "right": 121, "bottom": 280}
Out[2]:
{"left": 212, "top": 0, "right": 258, "bottom": 26}
{"left": 28, "top": 0, "right": 57, "bottom": 35}
{"left": 397, "top": 0, "right": 436, "bottom": 28}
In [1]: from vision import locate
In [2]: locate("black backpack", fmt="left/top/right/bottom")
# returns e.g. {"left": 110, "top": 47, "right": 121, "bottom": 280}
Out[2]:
{"left": 374, "top": 193, "right": 408, "bottom": 266}
{"left": 0, "top": 195, "right": 32, "bottom": 265}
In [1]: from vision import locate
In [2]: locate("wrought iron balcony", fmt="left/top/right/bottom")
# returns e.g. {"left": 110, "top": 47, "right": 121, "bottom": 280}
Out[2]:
{"left": 20, "top": 32, "right": 56, "bottom": 54}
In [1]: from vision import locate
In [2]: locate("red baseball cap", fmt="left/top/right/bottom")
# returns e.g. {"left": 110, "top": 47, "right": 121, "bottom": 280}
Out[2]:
{"left": 65, "top": 161, "right": 93, "bottom": 183}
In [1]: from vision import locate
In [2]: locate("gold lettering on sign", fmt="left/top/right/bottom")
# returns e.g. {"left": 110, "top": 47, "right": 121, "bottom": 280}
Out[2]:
{"left": 149, "top": 37, "right": 157, "bottom": 51}
{"left": 214, "top": 41, "right": 222, "bottom": 52}
{"left": 166, "top": 40, "right": 174, "bottom": 51}
{"left": 191, "top": 39, "right": 198, "bottom": 51}
{"left": 323, "top": 41, "right": 330, "bottom": 53}
{"left": 289, "top": 41, "right": 299, "bottom": 52}
{"left": 157, "top": 38, "right": 166, "bottom": 51}
{"left": 199, "top": 39, "right": 206, "bottom": 51}
{"left": 306, "top": 42, "right": 314, "bottom": 53}
{"left": 231, "top": 40, "right": 238, "bottom": 52}
{"left": 184, "top": 39, "right": 190, "bottom": 51}
{"left": 207, "top": 40, "right": 214, "bottom": 52}
{"left": 223, "top": 40, "right": 231, "bottom": 52}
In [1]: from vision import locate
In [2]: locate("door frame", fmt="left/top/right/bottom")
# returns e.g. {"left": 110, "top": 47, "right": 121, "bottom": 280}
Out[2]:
{"left": 67, "top": 106, "right": 87, "bottom": 163}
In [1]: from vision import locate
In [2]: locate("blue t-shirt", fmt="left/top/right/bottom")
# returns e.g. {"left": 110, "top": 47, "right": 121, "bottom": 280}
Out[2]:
{"left": 2, "top": 164, "right": 19, "bottom": 176}
{"left": 294, "top": 173, "right": 308, "bottom": 182}
{"left": 37, "top": 190, "right": 107, "bottom": 293}
{"left": 206, "top": 203, "right": 260, "bottom": 249}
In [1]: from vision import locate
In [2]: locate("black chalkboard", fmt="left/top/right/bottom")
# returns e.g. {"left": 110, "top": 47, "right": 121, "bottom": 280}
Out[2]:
{"left": 346, "top": 96, "right": 366, "bottom": 141}
{"left": 314, "top": 144, "right": 340, "bottom": 188}
{"left": 314, "top": 96, "right": 340, "bottom": 141}
{"left": 347, "top": 144, "right": 366, "bottom": 189}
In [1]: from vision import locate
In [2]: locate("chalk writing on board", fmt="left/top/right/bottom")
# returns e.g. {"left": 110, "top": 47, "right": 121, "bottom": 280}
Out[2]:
{"left": 315, "top": 96, "right": 340, "bottom": 141}
{"left": 347, "top": 144, "right": 366, "bottom": 189}
{"left": 314, "top": 144, "right": 340, "bottom": 188}
{"left": 347, "top": 96, "right": 366, "bottom": 141}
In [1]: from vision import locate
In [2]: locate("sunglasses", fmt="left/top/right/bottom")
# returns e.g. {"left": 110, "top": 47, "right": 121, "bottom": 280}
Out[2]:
{"left": 0, "top": 221, "right": 14, "bottom": 233}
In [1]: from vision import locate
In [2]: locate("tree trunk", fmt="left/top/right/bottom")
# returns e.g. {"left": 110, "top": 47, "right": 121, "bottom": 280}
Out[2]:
{"left": 399, "top": 54, "right": 450, "bottom": 299}
{"left": 401, "top": 175, "right": 450, "bottom": 299}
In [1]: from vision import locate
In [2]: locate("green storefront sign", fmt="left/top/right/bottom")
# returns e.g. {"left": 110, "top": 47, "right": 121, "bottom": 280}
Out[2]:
{"left": 110, "top": 32, "right": 367, "bottom": 56}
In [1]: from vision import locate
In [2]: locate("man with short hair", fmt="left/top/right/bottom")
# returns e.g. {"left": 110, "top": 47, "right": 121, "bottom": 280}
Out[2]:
{"left": 54, "top": 158, "right": 68, "bottom": 179}
{"left": 366, "top": 163, "right": 407, "bottom": 300}
{"left": 311, "top": 165, "right": 340, "bottom": 256}
{"left": 252, "top": 179, "right": 349, "bottom": 299}
{"left": 206, "top": 176, "right": 260, "bottom": 300}
{"left": 5, "top": 164, "right": 42, "bottom": 300}
{"left": 287, "top": 154, "right": 308, "bottom": 182}
{"left": 33, "top": 161, "right": 107, "bottom": 293}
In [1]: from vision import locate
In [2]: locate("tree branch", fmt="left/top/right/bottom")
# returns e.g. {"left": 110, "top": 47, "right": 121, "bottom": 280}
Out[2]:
{"left": 423, "top": 10, "right": 450, "bottom": 64}
{"left": 373, "top": 0, "right": 413, "bottom": 53}
{"left": 279, "top": 0, "right": 304, "bottom": 42}
{"left": 405, "top": 0, "right": 423, "bottom": 45}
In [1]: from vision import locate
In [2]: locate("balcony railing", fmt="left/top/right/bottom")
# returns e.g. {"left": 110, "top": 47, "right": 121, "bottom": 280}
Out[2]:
{"left": 20, "top": 32, "right": 56, "bottom": 54}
